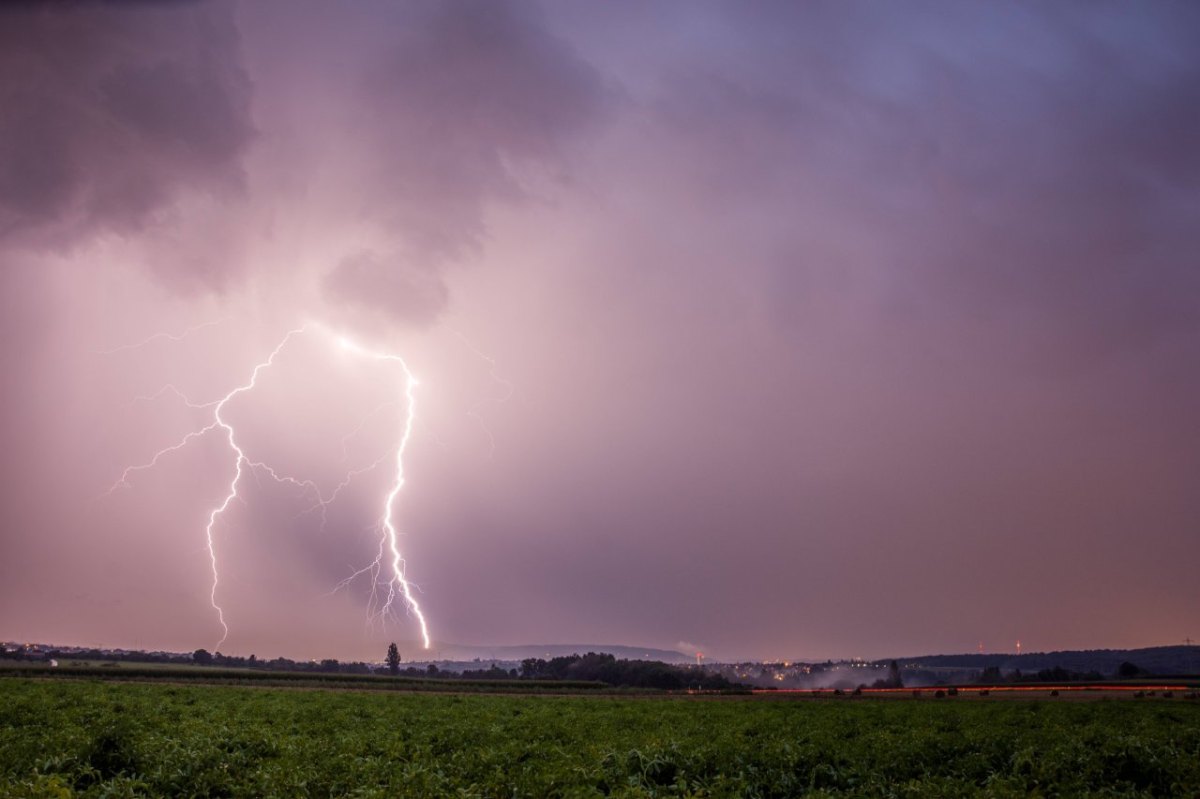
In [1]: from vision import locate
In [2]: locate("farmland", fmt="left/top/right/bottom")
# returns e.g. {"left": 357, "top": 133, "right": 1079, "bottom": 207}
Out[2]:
{"left": 0, "top": 659, "right": 606, "bottom": 694}
{"left": 3, "top": 677, "right": 1200, "bottom": 797}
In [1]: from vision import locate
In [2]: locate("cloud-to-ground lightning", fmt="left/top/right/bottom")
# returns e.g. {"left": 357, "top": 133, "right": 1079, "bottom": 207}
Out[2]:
{"left": 103, "top": 325, "right": 433, "bottom": 650}
{"left": 334, "top": 335, "right": 431, "bottom": 649}
{"left": 201, "top": 328, "right": 306, "bottom": 647}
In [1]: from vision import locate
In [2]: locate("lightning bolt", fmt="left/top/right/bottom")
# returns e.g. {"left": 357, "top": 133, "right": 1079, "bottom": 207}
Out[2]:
{"left": 104, "top": 325, "right": 433, "bottom": 650}
{"left": 334, "top": 335, "right": 431, "bottom": 649}
{"left": 203, "top": 327, "right": 307, "bottom": 648}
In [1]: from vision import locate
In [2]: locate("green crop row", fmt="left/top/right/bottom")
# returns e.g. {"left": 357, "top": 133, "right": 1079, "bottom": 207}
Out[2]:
{"left": 3, "top": 677, "right": 1199, "bottom": 797}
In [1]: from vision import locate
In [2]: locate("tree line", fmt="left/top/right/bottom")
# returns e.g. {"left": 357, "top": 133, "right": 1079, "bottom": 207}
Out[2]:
{"left": 517, "top": 652, "right": 737, "bottom": 690}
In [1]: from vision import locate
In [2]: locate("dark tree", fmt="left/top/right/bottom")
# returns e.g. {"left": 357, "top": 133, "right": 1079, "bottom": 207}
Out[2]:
{"left": 192, "top": 648, "right": 213, "bottom": 666}
{"left": 871, "top": 660, "right": 904, "bottom": 690}
{"left": 1118, "top": 661, "right": 1142, "bottom": 678}
{"left": 386, "top": 642, "right": 401, "bottom": 676}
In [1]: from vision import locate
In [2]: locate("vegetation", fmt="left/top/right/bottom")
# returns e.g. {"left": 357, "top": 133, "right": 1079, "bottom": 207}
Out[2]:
{"left": 903, "top": 645, "right": 1200, "bottom": 677}
{"left": 977, "top": 664, "right": 1108, "bottom": 684}
{"left": 1119, "top": 661, "right": 1144, "bottom": 678}
{"left": 7, "top": 645, "right": 730, "bottom": 690}
{"left": 6, "top": 646, "right": 389, "bottom": 675}
{"left": 870, "top": 660, "right": 903, "bottom": 689}
{"left": 385, "top": 643, "right": 401, "bottom": 676}
{"left": 1, "top": 661, "right": 604, "bottom": 693}
{"left": 519, "top": 652, "right": 736, "bottom": 690}
{"left": 3, "top": 677, "right": 1200, "bottom": 797}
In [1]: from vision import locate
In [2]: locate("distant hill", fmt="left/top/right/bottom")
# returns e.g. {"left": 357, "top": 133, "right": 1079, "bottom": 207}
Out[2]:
{"left": 893, "top": 646, "right": 1200, "bottom": 675}
{"left": 431, "top": 643, "right": 693, "bottom": 664}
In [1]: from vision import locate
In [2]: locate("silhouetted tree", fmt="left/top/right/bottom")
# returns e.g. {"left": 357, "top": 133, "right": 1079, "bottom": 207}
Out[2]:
{"left": 871, "top": 660, "right": 904, "bottom": 689}
{"left": 1118, "top": 661, "right": 1142, "bottom": 678}
{"left": 386, "top": 643, "right": 401, "bottom": 676}
{"left": 192, "top": 648, "right": 212, "bottom": 666}
{"left": 888, "top": 660, "right": 903, "bottom": 688}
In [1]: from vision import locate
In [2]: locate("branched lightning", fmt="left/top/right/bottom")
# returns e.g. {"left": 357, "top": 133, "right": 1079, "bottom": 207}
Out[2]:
{"left": 291, "top": 401, "right": 400, "bottom": 532}
{"left": 103, "top": 325, "right": 433, "bottom": 650}
{"left": 201, "top": 327, "right": 307, "bottom": 648}
{"left": 338, "top": 401, "right": 398, "bottom": 463}
{"left": 93, "top": 318, "right": 226, "bottom": 355}
{"left": 103, "top": 421, "right": 222, "bottom": 495}
{"left": 129, "top": 384, "right": 220, "bottom": 410}
{"left": 295, "top": 450, "right": 390, "bottom": 533}
{"left": 450, "top": 328, "right": 514, "bottom": 458}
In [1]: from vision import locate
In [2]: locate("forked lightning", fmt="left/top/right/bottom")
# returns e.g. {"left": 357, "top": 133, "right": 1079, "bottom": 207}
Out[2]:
{"left": 105, "top": 326, "right": 432, "bottom": 650}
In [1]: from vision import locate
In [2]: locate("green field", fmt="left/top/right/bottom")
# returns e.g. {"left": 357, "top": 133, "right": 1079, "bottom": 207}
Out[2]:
{"left": 3, "top": 678, "right": 1199, "bottom": 797}
{"left": 0, "top": 661, "right": 605, "bottom": 693}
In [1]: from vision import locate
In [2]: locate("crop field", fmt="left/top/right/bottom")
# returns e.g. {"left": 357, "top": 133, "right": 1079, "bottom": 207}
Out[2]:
{"left": 0, "top": 661, "right": 604, "bottom": 694}
{"left": 3, "top": 677, "right": 1199, "bottom": 797}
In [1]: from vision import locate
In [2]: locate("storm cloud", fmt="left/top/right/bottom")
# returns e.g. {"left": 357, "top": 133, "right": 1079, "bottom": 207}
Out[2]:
{"left": 0, "top": 1, "right": 253, "bottom": 277}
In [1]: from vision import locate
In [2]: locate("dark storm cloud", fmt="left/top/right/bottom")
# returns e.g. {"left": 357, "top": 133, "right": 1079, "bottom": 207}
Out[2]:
{"left": 0, "top": 1, "right": 252, "bottom": 279}
{"left": 320, "top": 0, "right": 609, "bottom": 319}
{"left": 369, "top": 0, "right": 606, "bottom": 251}
{"left": 649, "top": 1, "right": 1200, "bottom": 366}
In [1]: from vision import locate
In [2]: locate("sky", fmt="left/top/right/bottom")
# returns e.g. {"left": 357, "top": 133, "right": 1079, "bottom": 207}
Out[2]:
{"left": 1, "top": 0, "right": 1198, "bottom": 663}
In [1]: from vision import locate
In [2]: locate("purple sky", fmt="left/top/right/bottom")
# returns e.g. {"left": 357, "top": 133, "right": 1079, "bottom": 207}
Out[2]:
{"left": 1, "top": 1, "right": 1198, "bottom": 662}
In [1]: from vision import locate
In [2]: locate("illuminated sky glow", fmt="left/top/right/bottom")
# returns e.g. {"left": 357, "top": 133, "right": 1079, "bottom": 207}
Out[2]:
{"left": 1, "top": 1, "right": 1198, "bottom": 661}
